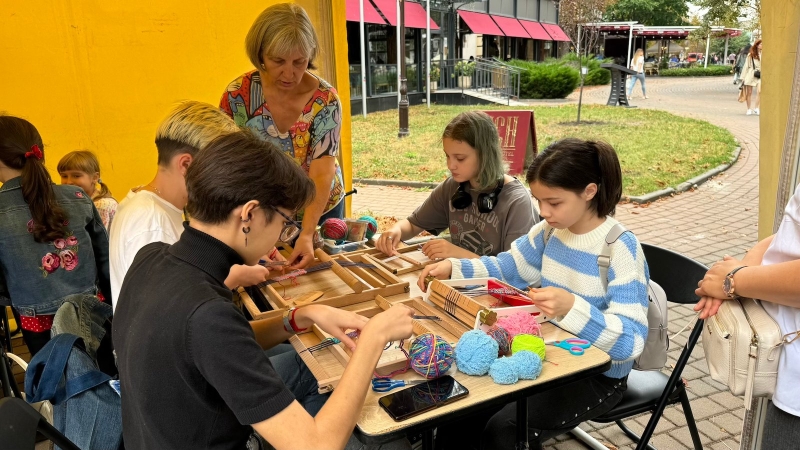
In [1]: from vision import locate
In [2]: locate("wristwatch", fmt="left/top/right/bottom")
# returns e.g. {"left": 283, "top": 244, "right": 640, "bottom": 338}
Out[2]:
{"left": 722, "top": 266, "right": 748, "bottom": 299}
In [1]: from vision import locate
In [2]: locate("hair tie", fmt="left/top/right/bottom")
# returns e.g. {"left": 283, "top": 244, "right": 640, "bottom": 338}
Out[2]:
{"left": 24, "top": 145, "right": 43, "bottom": 160}
{"left": 98, "top": 178, "right": 103, "bottom": 184}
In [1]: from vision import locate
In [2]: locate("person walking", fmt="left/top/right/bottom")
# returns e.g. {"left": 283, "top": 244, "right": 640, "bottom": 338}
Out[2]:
{"left": 627, "top": 48, "right": 647, "bottom": 99}
{"left": 741, "top": 40, "right": 762, "bottom": 115}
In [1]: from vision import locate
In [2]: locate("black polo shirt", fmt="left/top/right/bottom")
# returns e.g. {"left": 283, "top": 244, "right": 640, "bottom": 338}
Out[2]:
{"left": 113, "top": 223, "right": 295, "bottom": 450}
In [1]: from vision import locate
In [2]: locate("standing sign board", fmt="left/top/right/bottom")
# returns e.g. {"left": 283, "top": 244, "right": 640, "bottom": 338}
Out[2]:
{"left": 482, "top": 110, "right": 537, "bottom": 176}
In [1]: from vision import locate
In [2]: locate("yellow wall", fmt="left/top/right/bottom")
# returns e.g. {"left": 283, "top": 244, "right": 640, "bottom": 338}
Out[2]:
{"left": 759, "top": 0, "right": 800, "bottom": 237}
{"left": 0, "top": 0, "right": 352, "bottom": 214}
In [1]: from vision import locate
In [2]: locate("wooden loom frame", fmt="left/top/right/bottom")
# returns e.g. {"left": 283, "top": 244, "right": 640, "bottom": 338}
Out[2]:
{"left": 340, "top": 244, "right": 432, "bottom": 275}
{"left": 291, "top": 296, "right": 469, "bottom": 393}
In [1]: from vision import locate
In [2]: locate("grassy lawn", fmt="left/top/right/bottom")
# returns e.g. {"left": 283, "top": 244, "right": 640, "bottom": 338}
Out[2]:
{"left": 351, "top": 104, "right": 737, "bottom": 197}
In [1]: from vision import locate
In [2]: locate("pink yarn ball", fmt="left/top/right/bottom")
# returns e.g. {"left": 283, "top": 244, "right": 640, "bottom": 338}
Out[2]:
{"left": 496, "top": 312, "right": 541, "bottom": 338}
{"left": 321, "top": 218, "right": 348, "bottom": 241}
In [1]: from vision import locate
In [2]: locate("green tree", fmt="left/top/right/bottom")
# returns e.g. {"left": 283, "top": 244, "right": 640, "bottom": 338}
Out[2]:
{"left": 709, "top": 33, "right": 752, "bottom": 57}
{"left": 605, "top": 0, "right": 690, "bottom": 26}
{"left": 693, "top": 0, "right": 761, "bottom": 31}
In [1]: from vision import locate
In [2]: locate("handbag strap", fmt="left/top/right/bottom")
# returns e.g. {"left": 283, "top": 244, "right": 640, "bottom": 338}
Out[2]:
{"left": 25, "top": 334, "right": 79, "bottom": 403}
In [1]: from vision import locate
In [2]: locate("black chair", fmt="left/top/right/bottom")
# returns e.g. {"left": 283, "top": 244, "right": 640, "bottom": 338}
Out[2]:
{"left": 0, "top": 397, "right": 80, "bottom": 450}
{"left": 572, "top": 243, "right": 707, "bottom": 450}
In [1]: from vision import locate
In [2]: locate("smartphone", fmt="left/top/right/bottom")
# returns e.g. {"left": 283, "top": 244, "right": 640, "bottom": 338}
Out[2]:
{"left": 378, "top": 375, "right": 469, "bottom": 422}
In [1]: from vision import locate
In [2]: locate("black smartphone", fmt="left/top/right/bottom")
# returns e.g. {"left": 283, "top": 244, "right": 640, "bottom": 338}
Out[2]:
{"left": 378, "top": 375, "right": 469, "bottom": 422}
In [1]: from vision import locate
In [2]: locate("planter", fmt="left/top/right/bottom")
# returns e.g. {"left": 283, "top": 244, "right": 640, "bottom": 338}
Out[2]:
{"left": 429, "top": 81, "right": 438, "bottom": 92}
{"left": 458, "top": 76, "right": 472, "bottom": 89}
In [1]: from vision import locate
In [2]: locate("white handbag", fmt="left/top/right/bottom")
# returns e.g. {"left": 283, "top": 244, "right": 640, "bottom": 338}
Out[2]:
{"left": 703, "top": 297, "right": 791, "bottom": 409}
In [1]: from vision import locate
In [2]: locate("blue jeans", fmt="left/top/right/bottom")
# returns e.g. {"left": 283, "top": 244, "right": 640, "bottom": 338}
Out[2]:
{"left": 628, "top": 73, "right": 646, "bottom": 97}
{"left": 319, "top": 200, "right": 345, "bottom": 224}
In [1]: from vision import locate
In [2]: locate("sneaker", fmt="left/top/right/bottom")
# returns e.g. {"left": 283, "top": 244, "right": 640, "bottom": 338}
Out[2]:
{"left": 746, "top": 109, "right": 753, "bottom": 115}
{"left": 643, "top": 96, "right": 649, "bottom": 99}
{"left": 755, "top": 108, "right": 760, "bottom": 115}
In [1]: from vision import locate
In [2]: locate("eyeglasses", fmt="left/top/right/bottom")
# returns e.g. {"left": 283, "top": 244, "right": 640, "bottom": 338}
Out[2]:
{"left": 269, "top": 206, "right": 302, "bottom": 244}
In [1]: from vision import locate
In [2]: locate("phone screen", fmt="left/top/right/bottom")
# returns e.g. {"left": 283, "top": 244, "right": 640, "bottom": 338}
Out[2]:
{"left": 378, "top": 375, "right": 469, "bottom": 422}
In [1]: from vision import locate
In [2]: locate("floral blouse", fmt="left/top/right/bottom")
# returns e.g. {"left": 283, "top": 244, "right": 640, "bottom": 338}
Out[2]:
{"left": 220, "top": 71, "right": 344, "bottom": 215}
{"left": 93, "top": 197, "right": 118, "bottom": 230}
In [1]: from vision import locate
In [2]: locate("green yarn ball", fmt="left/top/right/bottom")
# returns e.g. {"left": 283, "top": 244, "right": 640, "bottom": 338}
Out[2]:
{"left": 511, "top": 334, "right": 546, "bottom": 360}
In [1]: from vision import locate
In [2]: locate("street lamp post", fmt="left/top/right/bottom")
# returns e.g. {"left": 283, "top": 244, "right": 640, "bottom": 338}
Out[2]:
{"left": 398, "top": 0, "right": 409, "bottom": 138}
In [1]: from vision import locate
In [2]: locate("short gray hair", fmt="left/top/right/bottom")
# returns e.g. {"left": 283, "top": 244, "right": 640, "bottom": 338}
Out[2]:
{"left": 245, "top": 3, "right": 318, "bottom": 70}
{"left": 442, "top": 111, "right": 506, "bottom": 190}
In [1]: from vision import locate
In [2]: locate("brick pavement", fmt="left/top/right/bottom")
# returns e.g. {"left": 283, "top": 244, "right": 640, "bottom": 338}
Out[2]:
{"left": 352, "top": 76, "right": 759, "bottom": 449}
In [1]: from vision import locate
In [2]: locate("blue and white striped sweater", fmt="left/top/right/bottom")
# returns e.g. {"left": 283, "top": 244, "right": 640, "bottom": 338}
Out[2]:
{"left": 450, "top": 218, "right": 649, "bottom": 379}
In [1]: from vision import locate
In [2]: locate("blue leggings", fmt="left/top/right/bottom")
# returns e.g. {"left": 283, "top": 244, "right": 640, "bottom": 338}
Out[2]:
{"left": 628, "top": 73, "right": 646, "bottom": 96}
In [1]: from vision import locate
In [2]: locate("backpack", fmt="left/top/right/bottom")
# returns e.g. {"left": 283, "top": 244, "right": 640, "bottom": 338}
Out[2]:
{"left": 544, "top": 223, "right": 668, "bottom": 371}
{"left": 25, "top": 333, "right": 123, "bottom": 450}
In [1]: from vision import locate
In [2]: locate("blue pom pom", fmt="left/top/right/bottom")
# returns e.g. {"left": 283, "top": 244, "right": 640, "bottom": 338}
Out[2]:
{"left": 455, "top": 330, "right": 499, "bottom": 376}
{"left": 512, "top": 350, "right": 543, "bottom": 380}
{"left": 489, "top": 357, "right": 519, "bottom": 385}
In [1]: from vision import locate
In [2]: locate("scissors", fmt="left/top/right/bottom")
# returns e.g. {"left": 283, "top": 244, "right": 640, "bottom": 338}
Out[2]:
{"left": 545, "top": 338, "right": 591, "bottom": 356}
{"left": 371, "top": 378, "right": 427, "bottom": 392}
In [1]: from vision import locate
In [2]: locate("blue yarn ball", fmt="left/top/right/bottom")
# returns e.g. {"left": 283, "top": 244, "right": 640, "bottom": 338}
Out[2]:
{"left": 455, "top": 330, "right": 499, "bottom": 376}
{"left": 512, "top": 350, "right": 543, "bottom": 380}
{"left": 489, "top": 357, "right": 519, "bottom": 385}
{"left": 359, "top": 216, "right": 379, "bottom": 240}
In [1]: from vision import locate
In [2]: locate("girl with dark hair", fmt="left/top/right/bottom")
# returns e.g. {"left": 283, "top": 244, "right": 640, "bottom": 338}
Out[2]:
{"left": 376, "top": 111, "right": 536, "bottom": 260}
{"left": 58, "top": 150, "right": 118, "bottom": 229}
{"left": 419, "top": 138, "right": 649, "bottom": 449}
{"left": 0, "top": 115, "right": 111, "bottom": 356}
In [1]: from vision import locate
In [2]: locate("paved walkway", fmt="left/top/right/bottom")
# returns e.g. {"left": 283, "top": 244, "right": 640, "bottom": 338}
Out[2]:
{"left": 353, "top": 76, "right": 760, "bottom": 449}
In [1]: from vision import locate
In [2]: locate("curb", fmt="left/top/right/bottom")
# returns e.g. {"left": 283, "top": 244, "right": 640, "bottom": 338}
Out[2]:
{"left": 353, "top": 178, "right": 438, "bottom": 189}
{"left": 625, "top": 146, "right": 742, "bottom": 204}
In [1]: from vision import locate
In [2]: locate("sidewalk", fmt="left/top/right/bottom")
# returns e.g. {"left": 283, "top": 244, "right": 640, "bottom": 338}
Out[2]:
{"left": 352, "top": 76, "right": 759, "bottom": 449}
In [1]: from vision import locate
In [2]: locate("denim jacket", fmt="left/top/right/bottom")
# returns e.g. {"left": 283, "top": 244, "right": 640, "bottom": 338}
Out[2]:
{"left": 0, "top": 177, "right": 111, "bottom": 316}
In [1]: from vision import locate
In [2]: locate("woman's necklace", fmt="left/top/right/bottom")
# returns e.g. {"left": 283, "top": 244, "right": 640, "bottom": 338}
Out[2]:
{"left": 146, "top": 184, "right": 162, "bottom": 195}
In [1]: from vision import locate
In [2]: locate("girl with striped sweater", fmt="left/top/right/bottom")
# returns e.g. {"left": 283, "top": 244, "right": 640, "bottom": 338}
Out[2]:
{"left": 419, "top": 138, "right": 649, "bottom": 449}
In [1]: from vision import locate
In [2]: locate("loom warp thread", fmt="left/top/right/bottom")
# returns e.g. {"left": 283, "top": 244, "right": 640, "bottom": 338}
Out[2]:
{"left": 408, "top": 333, "right": 454, "bottom": 379}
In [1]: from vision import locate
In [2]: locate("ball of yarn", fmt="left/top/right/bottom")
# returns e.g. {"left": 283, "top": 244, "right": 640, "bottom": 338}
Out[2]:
{"left": 359, "top": 216, "right": 379, "bottom": 240}
{"left": 455, "top": 330, "right": 499, "bottom": 376}
{"left": 409, "top": 333, "right": 454, "bottom": 379}
{"left": 485, "top": 325, "right": 512, "bottom": 356}
{"left": 511, "top": 351, "right": 543, "bottom": 380}
{"left": 489, "top": 357, "right": 519, "bottom": 385}
{"left": 511, "top": 334, "right": 546, "bottom": 360}
{"left": 496, "top": 312, "right": 541, "bottom": 338}
{"left": 320, "top": 218, "right": 348, "bottom": 241}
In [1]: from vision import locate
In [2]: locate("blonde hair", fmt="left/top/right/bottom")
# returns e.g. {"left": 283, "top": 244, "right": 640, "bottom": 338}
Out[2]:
{"left": 155, "top": 100, "right": 240, "bottom": 166}
{"left": 634, "top": 48, "right": 643, "bottom": 60}
{"left": 245, "top": 3, "right": 318, "bottom": 70}
{"left": 442, "top": 111, "right": 506, "bottom": 191}
{"left": 57, "top": 150, "right": 113, "bottom": 199}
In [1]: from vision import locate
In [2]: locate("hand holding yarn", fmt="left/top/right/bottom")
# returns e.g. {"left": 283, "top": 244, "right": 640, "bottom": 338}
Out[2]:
{"left": 527, "top": 287, "right": 575, "bottom": 317}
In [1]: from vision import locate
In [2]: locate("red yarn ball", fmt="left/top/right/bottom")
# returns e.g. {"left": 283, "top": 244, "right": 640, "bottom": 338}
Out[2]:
{"left": 486, "top": 325, "right": 512, "bottom": 356}
{"left": 321, "top": 218, "right": 348, "bottom": 240}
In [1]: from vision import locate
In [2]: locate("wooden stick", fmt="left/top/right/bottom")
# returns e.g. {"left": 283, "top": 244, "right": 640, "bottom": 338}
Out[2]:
{"left": 361, "top": 254, "right": 405, "bottom": 285}
{"left": 337, "top": 254, "right": 384, "bottom": 288}
{"left": 410, "top": 298, "right": 470, "bottom": 338}
{"left": 315, "top": 249, "right": 364, "bottom": 293}
{"left": 238, "top": 288, "right": 263, "bottom": 319}
{"left": 429, "top": 280, "right": 487, "bottom": 317}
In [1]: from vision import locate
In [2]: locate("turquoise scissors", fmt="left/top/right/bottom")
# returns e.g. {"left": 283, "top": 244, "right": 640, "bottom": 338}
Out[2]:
{"left": 546, "top": 338, "right": 591, "bottom": 356}
{"left": 371, "top": 378, "right": 427, "bottom": 392}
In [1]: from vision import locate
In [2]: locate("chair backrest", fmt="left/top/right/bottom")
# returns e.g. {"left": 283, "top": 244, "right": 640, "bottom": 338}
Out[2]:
{"left": 641, "top": 244, "right": 707, "bottom": 306}
{"left": 0, "top": 397, "right": 80, "bottom": 450}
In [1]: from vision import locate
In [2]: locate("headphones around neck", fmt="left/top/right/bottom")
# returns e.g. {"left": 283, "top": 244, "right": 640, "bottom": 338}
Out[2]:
{"left": 451, "top": 179, "right": 505, "bottom": 214}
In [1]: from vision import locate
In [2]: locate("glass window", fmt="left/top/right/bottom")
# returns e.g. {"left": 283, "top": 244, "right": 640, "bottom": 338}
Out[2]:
{"left": 370, "top": 64, "right": 397, "bottom": 95}
{"left": 489, "top": 0, "right": 513, "bottom": 16}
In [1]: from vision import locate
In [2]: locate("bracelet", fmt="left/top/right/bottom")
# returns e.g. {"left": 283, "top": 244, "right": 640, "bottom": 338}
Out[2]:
{"left": 269, "top": 248, "right": 280, "bottom": 260}
{"left": 282, "top": 308, "right": 295, "bottom": 334}
{"left": 289, "top": 307, "right": 308, "bottom": 333}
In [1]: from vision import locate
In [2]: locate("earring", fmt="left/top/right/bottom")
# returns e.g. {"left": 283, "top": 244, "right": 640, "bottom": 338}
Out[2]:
{"left": 242, "top": 214, "right": 251, "bottom": 247}
{"left": 260, "top": 63, "right": 266, "bottom": 70}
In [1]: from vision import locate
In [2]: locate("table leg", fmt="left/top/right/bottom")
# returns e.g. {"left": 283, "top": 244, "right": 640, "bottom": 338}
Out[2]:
{"left": 516, "top": 398, "right": 529, "bottom": 450}
{"left": 422, "top": 428, "right": 435, "bottom": 450}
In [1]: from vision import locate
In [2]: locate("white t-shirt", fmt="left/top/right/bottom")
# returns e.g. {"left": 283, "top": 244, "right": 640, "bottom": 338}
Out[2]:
{"left": 761, "top": 185, "right": 800, "bottom": 416}
{"left": 109, "top": 189, "right": 184, "bottom": 311}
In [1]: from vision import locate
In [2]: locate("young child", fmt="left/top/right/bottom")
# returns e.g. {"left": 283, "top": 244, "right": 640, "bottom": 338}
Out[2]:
{"left": 420, "top": 138, "right": 650, "bottom": 449}
{"left": 58, "top": 150, "right": 118, "bottom": 229}
{"left": 0, "top": 116, "right": 111, "bottom": 356}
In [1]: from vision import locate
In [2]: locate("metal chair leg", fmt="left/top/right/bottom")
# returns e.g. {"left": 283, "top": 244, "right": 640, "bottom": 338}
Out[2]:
{"left": 678, "top": 388, "right": 704, "bottom": 450}
{"left": 616, "top": 420, "right": 658, "bottom": 450}
{"left": 516, "top": 397, "right": 530, "bottom": 450}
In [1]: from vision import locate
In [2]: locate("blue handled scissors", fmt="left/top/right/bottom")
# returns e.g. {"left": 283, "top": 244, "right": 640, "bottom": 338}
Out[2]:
{"left": 546, "top": 338, "right": 591, "bottom": 356}
{"left": 371, "top": 378, "right": 427, "bottom": 392}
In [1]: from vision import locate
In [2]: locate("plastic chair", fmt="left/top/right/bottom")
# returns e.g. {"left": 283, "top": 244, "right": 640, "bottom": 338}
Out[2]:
{"left": 0, "top": 397, "right": 80, "bottom": 450}
{"left": 571, "top": 243, "right": 706, "bottom": 450}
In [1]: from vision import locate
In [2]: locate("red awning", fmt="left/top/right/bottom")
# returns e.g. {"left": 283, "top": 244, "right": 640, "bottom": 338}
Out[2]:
{"left": 459, "top": 10, "right": 503, "bottom": 36}
{"left": 345, "top": 0, "right": 387, "bottom": 25}
{"left": 540, "top": 23, "right": 571, "bottom": 42}
{"left": 490, "top": 15, "right": 530, "bottom": 39}
{"left": 518, "top": 19, "right": 552, "bottom": 40}
{"left": 371, "top": 0, "right": 439, "bottom": 30}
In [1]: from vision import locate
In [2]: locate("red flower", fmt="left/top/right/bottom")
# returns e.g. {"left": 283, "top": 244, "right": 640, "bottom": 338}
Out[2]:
{"left": 66, "top": 236, "right": 78, "bottom": 247}
{"left": 27, "top": 219, "right": 35, "bottom": 233}
{"left": 41, "top": 253, "right": 61, "bottom": 273}
{"left": 54, "top": 239, "right": 67, "bottom": 249}
{"left": 59, "top": 249, "right": 79, "bottom": 271}
{"left": 75, "top": 191, "right": 84, "bottom": 198}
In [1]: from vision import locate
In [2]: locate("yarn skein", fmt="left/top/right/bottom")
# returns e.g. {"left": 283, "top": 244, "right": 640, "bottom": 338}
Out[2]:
{"left": 409, "top": 333, "right": 454, "bottom": 379}
{"left": 496, "top": 312, "right": 541, "bottom": 338}
{"left": 489, "top": 357, "right": 518, "bottom": 385}
{"left": 359, "top": 215, "right": 379, "bottom": 240}
{"left": 320, "top": 218, "right": 348, "bottom": 241}
{"left": 455, "top": 330, "right": 499, "bottom": 376}
{"left": 511, "top": 351, "right": 543, "bottom": 380}
{"left": 485, "top": 325, "right": 512, "bottom": 356}
{"left": 511, "top": 334, "right": 546, "bottom": 360}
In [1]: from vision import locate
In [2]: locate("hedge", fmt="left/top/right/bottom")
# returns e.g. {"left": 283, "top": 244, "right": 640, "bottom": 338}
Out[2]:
{"left": 557, "top": 54, "right": 612, "bottom": 86}
{"left": 660, "top": 65, "right": 733, "bottom": 77}
{"left": 509, "top": 60, "right": 580, "bottom": 99}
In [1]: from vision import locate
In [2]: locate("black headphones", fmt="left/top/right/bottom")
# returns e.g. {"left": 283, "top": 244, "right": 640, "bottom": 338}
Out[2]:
{"left": 451, "top": 179, "right": 505, "bottom": 214}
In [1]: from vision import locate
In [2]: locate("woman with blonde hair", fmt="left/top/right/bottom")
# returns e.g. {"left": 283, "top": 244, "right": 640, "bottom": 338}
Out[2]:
{"left": 628, "top": 48, "right": 647, "bottom": 99}
{"left": 741, "top": 39, "right": 762, "bottom": 115}
{"left": 58, "top": 150, "right": 118, "bottom": 229}
{"left": 221, "top": 3, "right": 344, "bottom": 270}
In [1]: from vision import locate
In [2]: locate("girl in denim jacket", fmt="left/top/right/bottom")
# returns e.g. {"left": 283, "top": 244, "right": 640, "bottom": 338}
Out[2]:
{"left": 0, "top": 116, "right": 111, "bottom": 355}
